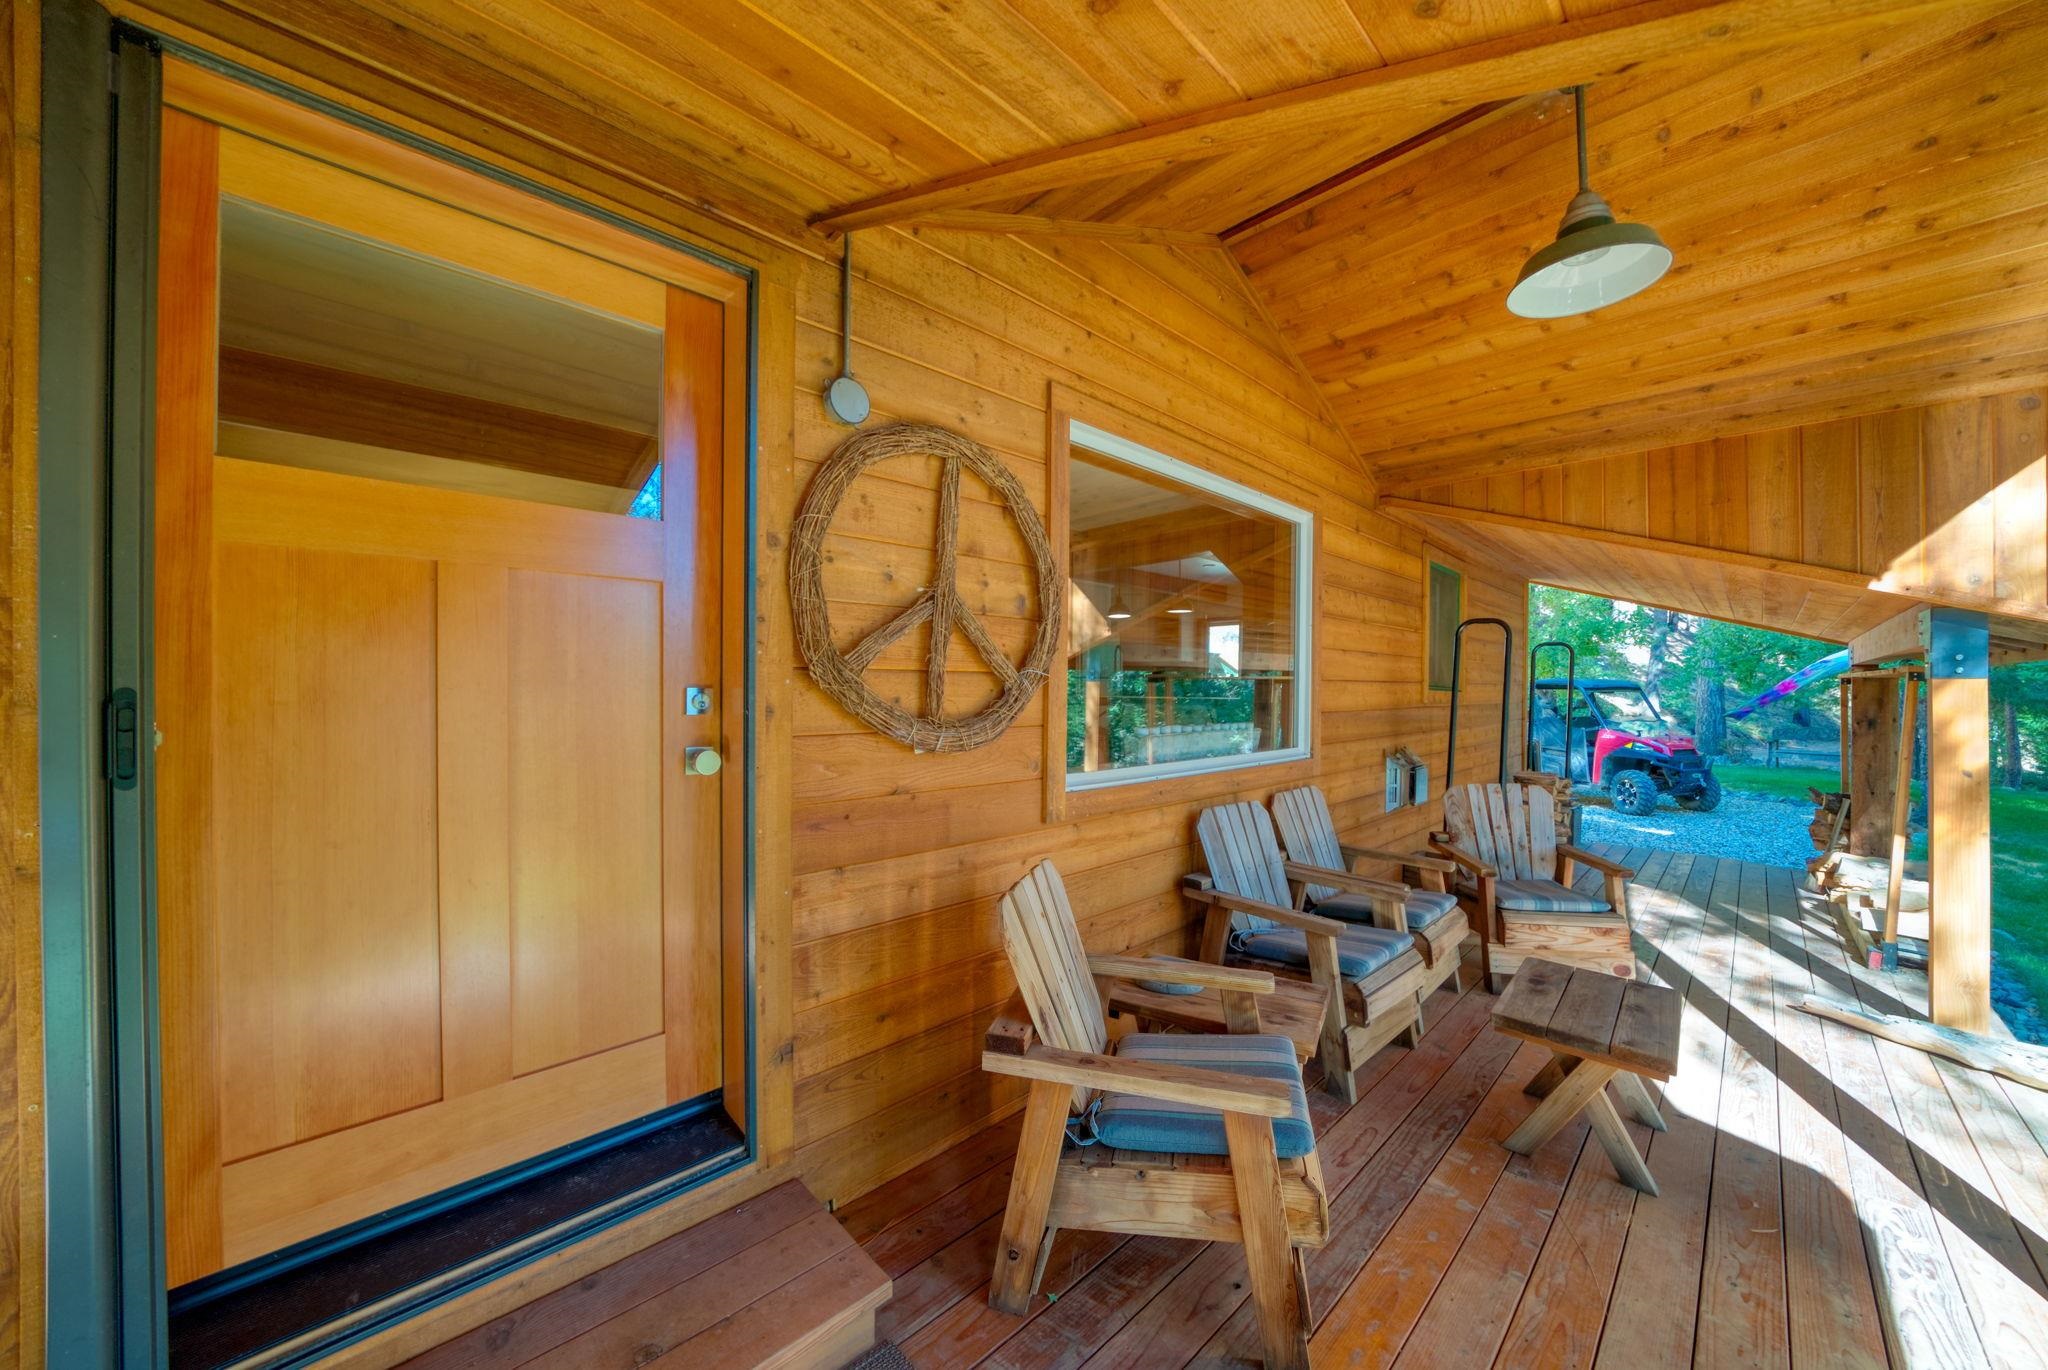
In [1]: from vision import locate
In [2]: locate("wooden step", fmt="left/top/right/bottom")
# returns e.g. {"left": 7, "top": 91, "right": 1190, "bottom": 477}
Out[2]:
{"left": 401, "top": 1179, "right": 890, "bottom": 1369}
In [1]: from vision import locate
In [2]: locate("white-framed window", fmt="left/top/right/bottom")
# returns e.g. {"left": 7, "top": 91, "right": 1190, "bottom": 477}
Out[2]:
{"left": 1064, "top": 420, "right": 1314, "bottom": 791}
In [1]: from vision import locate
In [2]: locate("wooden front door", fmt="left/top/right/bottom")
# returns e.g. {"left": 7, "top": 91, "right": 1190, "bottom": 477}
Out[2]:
{"left": 152, "top": 80, "right": 744, "bottom": 1285}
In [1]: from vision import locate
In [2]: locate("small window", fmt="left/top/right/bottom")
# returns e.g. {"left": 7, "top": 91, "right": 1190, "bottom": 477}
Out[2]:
{"left": 215, "top": 199, "right": 665, "bottom": 517}
{"left": 1065, "top": 421, "right": 1313, "bottom": 789}
{"left": 1426, "top": 561, "right": 1463, "bottom": 692}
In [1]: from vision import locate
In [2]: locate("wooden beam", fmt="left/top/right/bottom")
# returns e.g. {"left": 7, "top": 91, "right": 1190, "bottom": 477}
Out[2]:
{"left": 812, "top": 0, "right": 1965, "bottom": 233}
{"left": 901, "top": 211, "right": 1221, "bottom": 248}
{"left": 1219, "top": 100, "right": 1515, "bottom": 244}
{"left": 1926, "top": 611, "right": 1992, "bottom": 1032}
{"left": 218, "top": 348, "right": 657, "bottom": 491}
{"left": 1848, "top": 607, "right": 1929, "bottom": 666}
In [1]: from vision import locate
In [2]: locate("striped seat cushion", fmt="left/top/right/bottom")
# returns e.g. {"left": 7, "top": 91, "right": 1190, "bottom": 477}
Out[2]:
{"left": 1090, "top": 1032, "right": 1315, "bottom": 1159}
{"left": 1235, "top": 923, "right": 1413, "bottom": 980}
{"left": 1495, "top": 877, "right": 1612, "bottom": 915}
{"left": 1310, "top": 889, "right": 1462, "bottom": 933}
{"left": 1403, "top": 889, "right": 1463, "bottom": 930}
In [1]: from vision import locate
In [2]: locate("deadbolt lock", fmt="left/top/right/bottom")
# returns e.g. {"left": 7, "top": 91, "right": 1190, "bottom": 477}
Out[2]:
{"left": 685, "top": 686, "right": 714, "bottom": 716}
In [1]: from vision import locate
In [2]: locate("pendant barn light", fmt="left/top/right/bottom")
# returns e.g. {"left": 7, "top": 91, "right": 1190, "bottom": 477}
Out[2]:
{"left": 1167, "top": 554, "right": 1194, "bottom": 613}
{"left": 1106, "top": 586, "right": 1133, "bottom": 621}
{"left": 1506, "top": 85, "right": 1671, "bottom": 319}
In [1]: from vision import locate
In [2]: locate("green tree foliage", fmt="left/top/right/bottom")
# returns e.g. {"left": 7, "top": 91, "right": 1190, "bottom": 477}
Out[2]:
{"left": 1530, "top": 586, "right": 2048, "bottom": 787}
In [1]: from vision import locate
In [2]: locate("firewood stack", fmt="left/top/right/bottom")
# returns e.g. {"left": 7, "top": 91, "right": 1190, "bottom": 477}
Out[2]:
{"left": 1806, "top": 789, "right": 1850, "bottom": 869}
{"left": 1512, "top": 770, "right": 1578, "bottom": 841}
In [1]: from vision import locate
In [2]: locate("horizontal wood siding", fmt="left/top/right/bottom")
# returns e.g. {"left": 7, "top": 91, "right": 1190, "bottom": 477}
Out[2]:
{"left": 1413, "top": 387, "right": 2048, "bottom": 626}
{"left": 786, "top": 230, "right": 1523, "bottom": 1204}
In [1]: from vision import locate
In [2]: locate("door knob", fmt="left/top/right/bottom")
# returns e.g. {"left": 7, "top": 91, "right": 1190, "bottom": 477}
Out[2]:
{"left": 684, "top": 746, "right": 723, "bottom": 776}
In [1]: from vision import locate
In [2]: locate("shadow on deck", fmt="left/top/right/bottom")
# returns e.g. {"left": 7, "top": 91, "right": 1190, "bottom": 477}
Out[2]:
{"left": 836, "top": 846, "right": 2048, "bottom": 1368}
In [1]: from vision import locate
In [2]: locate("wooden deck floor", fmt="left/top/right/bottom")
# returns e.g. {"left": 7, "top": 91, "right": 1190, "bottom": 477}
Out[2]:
{"left": 835, "top": 847, "right": 2048, "bottom": 1369}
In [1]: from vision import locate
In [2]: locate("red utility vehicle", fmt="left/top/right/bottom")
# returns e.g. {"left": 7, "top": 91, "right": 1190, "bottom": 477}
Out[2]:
{"left": 1529, "top": 677, "right": 1721, "bottom": 816}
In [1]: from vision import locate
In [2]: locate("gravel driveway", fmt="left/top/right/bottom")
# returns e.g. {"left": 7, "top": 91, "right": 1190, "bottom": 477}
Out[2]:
{"left": 1576, "top": 790, "right": 1816, "bottom": 867}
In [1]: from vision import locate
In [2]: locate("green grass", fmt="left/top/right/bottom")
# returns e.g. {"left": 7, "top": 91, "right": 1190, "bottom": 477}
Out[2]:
{"left": 1716, "top": 762, "right": 2048, "bottom": 1030}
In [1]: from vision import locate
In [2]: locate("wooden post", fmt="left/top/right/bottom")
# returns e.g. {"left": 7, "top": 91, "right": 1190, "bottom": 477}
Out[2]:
{"left": 1880, "top": 673, "right": 1921, "bottom": 964}
{"left": 1926, "top": 611, "right": 1991, "bottom": 1033}
{"left": 1847, "top": 675, "right": 1900, "bottom": 858}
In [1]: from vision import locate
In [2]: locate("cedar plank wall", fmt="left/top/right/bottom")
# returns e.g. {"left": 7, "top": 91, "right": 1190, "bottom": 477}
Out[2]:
{"left": 785, "top": 235, "right": 1524, "bottom": 1204}
{"left": 1411, "top": 386, "right": 2048, "bottom": 617}
{"left": 1, "top": 0, "right": 41, "bottom": 1362}
{"left": 0, "top": 3, "right": 1534, "bottom": 1304}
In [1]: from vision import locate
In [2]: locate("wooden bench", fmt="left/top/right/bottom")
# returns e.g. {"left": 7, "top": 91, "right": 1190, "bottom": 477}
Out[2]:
{"left": 1106, "top": 970, "right": 1332, "bottom": 1063}
{"left": 399, "top": 1179, "right": 890, "bottom": 1369}
{"left": 1490, "top": 958, "right": 1681, "bottom": 1196}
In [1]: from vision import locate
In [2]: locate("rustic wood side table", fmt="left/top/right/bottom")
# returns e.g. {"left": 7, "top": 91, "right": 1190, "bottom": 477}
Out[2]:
{"left": 1491, "top": 957, "right": 1682, "bottom": 1195}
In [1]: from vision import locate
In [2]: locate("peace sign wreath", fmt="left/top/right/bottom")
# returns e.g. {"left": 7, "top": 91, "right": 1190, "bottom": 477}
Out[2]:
{"left": 791, "top": 422, "right": 1064, "bottom": 753}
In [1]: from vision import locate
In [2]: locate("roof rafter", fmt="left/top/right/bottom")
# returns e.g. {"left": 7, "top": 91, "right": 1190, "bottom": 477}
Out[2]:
{"left": 813, "top": 0, "right": 1969, "bottom": 235}
{"left": 900, "top": 211, "right": 1221, "bottom": 247}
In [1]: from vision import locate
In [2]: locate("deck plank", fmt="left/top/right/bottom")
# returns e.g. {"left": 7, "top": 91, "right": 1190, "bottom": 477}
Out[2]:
{"left": 854, "top": 846, "right": 2048, "bottom": 1370}
{"left": 1763, "top": 865, "right": 1891, "bottom": 1369}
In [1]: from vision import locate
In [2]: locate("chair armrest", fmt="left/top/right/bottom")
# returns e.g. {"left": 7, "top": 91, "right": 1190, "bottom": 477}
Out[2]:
{"left": 981, "top": 1044, "right": 1293, "bottom": 1119}
{"left": 1088, "top": 955, "right": 1275, "bottom": 995}
{"left": 1428, "top": 838, "right": 1497, "bottom": 879}
{"left": 1342, "top": 843, "right": 1458, "bottom": 874}
{"left": 984, "top": 993, "right": 1037, "bottom": 1056}
{"left": 1557, "top": 844, "right": 1635, "bottom": 878}
{"left": 1283, "top": 861, "right": 1407, "bottom": 902}
{"left": 1185, "top": 883, "right": 1348, "bottom": 938}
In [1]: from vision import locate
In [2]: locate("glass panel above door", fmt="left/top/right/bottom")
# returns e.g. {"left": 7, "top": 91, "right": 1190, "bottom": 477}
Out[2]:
{"left": 214, "top": 197, "right": 666, "bottom": 517}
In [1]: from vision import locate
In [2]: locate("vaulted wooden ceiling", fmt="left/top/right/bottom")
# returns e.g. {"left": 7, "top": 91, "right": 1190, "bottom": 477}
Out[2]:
{"left": 1237, "top": 3, "right": 2048, "bottom": 488}
{"left": 150, "top": 0, "right": 2046, "bottom": 499}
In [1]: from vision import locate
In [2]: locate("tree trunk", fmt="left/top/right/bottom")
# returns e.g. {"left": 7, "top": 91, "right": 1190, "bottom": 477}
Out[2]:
{"left": 2001, "top": 695, "right": 2023, "bottom": 788}
{"left": 1693, "top": 671, "right": 1727, "bottom": 756}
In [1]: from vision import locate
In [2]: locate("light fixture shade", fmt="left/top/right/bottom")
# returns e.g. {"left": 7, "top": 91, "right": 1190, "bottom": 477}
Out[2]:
{"left": 1507, "top": 218, "right": 1672, "bottom": 319}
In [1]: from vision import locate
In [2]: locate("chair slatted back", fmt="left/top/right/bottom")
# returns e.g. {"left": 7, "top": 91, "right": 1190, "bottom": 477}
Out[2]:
{"left": 998, "top": 860, "right": 1109, "bottom": 1058}
{"left": 1271, "top": 786, "right": 1345, "bottom": 904}
{"left": 1443, "top": 782, "right": 1558, "bottom": 882}
{"left": 1196, "top": 802, "right": 1294, "bottom": 932}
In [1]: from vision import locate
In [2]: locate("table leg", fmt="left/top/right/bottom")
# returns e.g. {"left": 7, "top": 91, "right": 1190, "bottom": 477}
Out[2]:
{"left": 1504, "top": 1061, "right": 1618, "bottom": 1155}
{"left": 1584, "top": 1088, "right": 1659, "bottom": 1195}
{"left": 1612, "top": 1070, "right": 1667, "bottom": 1132}
{"left": 1524, "top": 1051, "right": 1580, "bottom": 1099}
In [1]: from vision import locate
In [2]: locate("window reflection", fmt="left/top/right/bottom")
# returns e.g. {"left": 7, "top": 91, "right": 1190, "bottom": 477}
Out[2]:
{"left": 1067, "top": 445, "right": 1304, "bottom": 778}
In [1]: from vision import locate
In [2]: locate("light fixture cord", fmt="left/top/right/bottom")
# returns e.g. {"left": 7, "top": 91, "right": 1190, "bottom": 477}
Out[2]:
{"left": 840, "top": 233, "right": 855, "bottom": 374}
{"left": 1574, "top": 84, "right": 1589, "bottom": 193}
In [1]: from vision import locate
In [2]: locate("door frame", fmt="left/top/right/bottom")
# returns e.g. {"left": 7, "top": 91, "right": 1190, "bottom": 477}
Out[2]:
{"left": 37, "top": 6, "right": 766, "bottom": 1362}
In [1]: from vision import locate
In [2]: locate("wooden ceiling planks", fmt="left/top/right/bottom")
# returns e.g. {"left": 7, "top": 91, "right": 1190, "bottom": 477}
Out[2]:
{"left": 1389, "top": 500, "right": 1920, "bottom": 642}
{"left": 1242, "top": 2, "right": 2048, "bottom": 486}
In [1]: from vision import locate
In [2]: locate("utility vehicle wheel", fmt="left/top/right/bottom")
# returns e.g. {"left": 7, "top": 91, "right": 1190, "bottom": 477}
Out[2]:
{"left": 1677, "top": 773, "right": 1723, "bottom": 813}
{"left": 1608, "top": 768, "right": 1660, "bottom": 816}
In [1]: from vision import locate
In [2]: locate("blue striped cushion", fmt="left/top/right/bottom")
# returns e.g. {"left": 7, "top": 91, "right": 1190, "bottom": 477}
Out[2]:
{"left": 1309, "top": 891, "right": 1397, "bottom": 924}
{"left": 1495, "top": 877, "right": 1611, "bottom": 914}
{"left": 1310, "top": 889, "right": 1463, "bottom": 934}
{"left": 1090, "top": 1033, "right": 1314, "bottom": 1159}
{"left": 1235, "top": 923, "right": 1412, "bottom": 980}
{"left": 1404, "top": 889, "right": 1463, "bottom": 930}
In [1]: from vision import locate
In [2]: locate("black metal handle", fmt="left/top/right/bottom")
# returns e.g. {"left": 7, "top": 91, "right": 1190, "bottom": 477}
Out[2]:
{"left": 1527, "top": 640, "right": 1577, "bottom": 778}
{"left": 104, "top": 687, "right": 140, "bottom": 791}
{"left": 1444, "top": 618, "right": 1514, "bottom": 790}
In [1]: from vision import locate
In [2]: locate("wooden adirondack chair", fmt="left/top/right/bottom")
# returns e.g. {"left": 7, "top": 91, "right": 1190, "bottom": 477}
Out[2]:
{"left": 982, "top": 861, "right": 1329, "bottom": 1370}
{"left": 1432, "top": 782, "right": 1638, "bottom": 985}
{"left": 1271, "top": 786, "right": 1470, "bottom": 1014}
{"left": 1184, "top": 801, "right": 1429, "bottom": 1104}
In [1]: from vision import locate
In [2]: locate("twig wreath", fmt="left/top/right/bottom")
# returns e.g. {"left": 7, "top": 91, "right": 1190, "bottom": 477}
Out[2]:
{"left": 791, "top": 422, "right": 1064, "bottom": 753}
